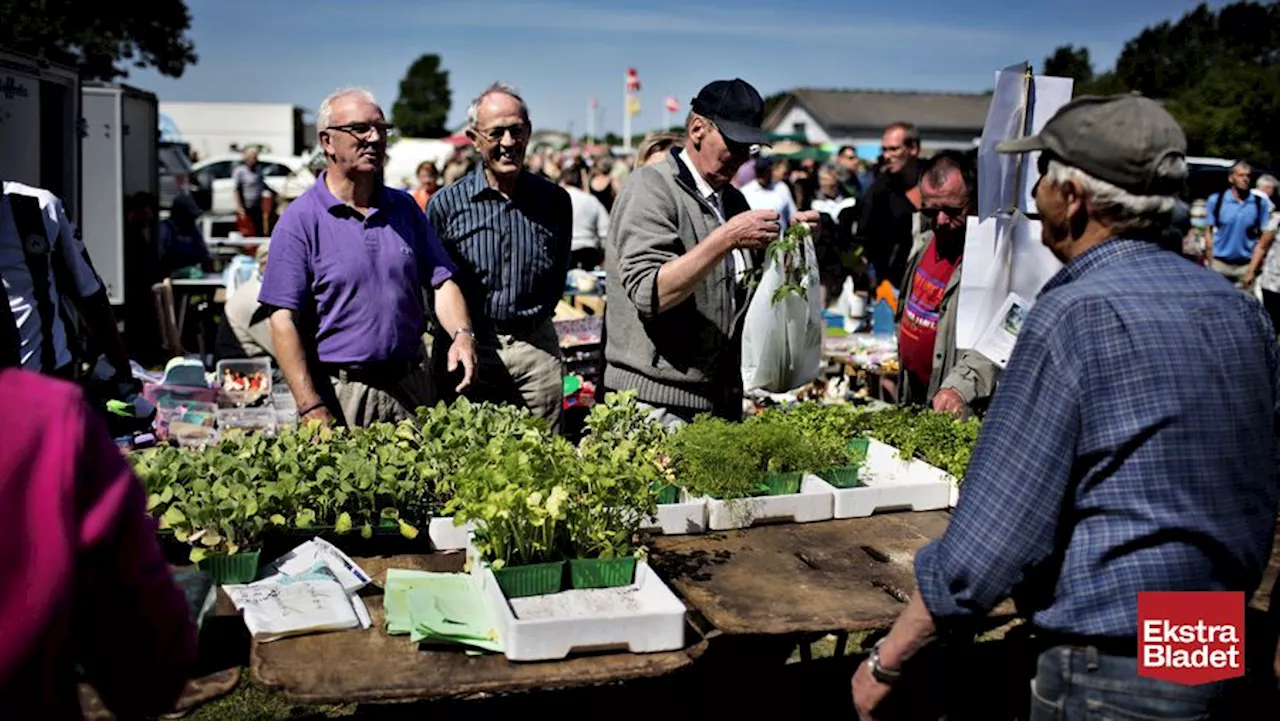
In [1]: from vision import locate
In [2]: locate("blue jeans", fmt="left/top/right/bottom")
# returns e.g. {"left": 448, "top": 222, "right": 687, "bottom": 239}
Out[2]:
{"left": 1030, "top": 645, "right": 1228, "bottom": 720}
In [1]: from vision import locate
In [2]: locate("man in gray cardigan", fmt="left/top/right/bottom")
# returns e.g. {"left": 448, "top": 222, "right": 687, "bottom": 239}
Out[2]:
{"left": 603, "top": 78, "right": 819, "bottom": 425}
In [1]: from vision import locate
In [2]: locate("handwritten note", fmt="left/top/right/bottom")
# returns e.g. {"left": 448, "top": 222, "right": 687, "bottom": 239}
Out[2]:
{"left": 224, "top": 563, "right": 367, "bottom": 642}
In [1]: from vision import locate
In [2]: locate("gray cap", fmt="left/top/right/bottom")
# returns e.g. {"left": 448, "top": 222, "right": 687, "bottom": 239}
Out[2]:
{"left": 997, "top": 93, "right": 1187, "bottom": 196}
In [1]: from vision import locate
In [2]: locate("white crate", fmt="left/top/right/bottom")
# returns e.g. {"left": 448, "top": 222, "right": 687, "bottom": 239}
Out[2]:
{"left": 820, "top": 439, "right": 953, "bottom": 519}
{"left": 639, "top": 491, "right": 709, "bottom": 535}
{"left": 427, "top": 516, "right": 474, "bottom": 552}
{"left": 703, "top": 474, "right": 834, "bottom": 531}
{"left": 477, "top": 561, "right": 686, "bottom": 662}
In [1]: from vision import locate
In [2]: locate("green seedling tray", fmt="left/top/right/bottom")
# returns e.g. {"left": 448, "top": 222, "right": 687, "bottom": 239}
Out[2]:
{"left": 197, "top": 550, "right": 261, "bottom": 585}
{"left": 569, "top": 556, "right": 637, "bottom": 589}
{"left": 492, "top": 560, "right": 565, "bottom": 598}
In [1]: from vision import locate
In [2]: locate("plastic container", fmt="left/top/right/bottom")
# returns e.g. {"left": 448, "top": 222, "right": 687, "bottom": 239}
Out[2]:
{"left": 156, "top": 399, "right": 218, "bottom": 441}
{"left": 753, "top": 470, "right": 804, "bottom": 497}
{"left": 216, "top": 407, "right": 277, "bottom": 436}
{"left": 143, "top": 383, "right": 217, "bottom": 407}
{"left": 216, "top": 359, "right": 272, "bottom": 407}
{"left": 197, "top": 550, "right": 261, "bottom": 585}
{"left": 491, "top": 560, "right": 565, "bottom": 598}
{"left": 569, "top": 556, "right": 637, "bottom": 589}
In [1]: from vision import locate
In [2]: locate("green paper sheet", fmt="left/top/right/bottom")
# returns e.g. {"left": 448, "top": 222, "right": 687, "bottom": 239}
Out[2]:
{"left": 383, "top": 569, "right": 503, "bottom": 654}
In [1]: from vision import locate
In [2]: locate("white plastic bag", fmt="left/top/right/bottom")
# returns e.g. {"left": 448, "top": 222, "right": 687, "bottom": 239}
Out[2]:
{"left": 740, "top": 235, "right": 823, "bottom": 392}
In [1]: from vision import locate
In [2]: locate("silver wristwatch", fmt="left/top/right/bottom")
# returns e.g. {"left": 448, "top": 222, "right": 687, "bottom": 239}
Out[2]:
{"left": 453, "top": 327, "right": 475, "bottom": 340}
{"left": 867, "top": 638, "right": 902, "bottom": 684}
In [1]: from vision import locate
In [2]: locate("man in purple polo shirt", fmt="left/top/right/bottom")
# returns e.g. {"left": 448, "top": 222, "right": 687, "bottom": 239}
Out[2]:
{"left": 258, "top": 87, "right": 477, "bottom": 427}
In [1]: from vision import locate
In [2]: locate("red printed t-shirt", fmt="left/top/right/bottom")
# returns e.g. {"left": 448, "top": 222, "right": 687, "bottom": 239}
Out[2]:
{"left": 898, "top": 238, "right": 961, "bottom": 385}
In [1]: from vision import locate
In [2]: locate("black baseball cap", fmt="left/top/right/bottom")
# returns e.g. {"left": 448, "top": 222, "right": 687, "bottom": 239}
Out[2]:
{"left": 997, "top": 93, "right": 1187, "bottom": 196}
{"left": 691, "top": 78, "right": 772, "bottom": 147}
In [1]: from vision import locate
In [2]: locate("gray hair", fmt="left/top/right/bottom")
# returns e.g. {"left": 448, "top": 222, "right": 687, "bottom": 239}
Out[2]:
{"left": 317, "top": 87, "right": 379, "bottom": 133}
{"left": 1043, "top": 157, "right": 1188, "bottom": 235}
{"left": 1257, "top": 174, "right": 1277, "bottom": 191}
{"left": 1232, "top": 159, "right": 1252, "bottom": 175}
{"left": 466, "top": 82, "right": 530, "bottom": 128}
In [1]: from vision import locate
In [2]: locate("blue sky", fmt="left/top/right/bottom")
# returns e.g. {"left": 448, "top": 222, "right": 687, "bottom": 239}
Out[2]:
{"left": 130, "top": 0, "right": 1224, "bottom": 137}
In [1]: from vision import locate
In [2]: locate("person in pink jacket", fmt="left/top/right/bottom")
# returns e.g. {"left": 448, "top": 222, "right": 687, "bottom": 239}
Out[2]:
{"left": 0, "top": 367, "right": 197, "bottom": 717}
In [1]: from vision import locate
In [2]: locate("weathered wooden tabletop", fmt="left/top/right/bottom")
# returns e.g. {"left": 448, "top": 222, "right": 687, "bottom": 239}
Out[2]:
{"left": 249, "top": 554, "right": 708, "bottom": 704}
{"left": 648, "top": 510, "right": 955, "bottom": 636}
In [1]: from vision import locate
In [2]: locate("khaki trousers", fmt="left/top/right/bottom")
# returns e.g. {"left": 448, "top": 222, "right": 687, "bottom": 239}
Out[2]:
{"left": 433, "top": 320, "right": 564, "bottom": 430}
{"left": 322, "top": 363, "right": 435, "bottom": 428}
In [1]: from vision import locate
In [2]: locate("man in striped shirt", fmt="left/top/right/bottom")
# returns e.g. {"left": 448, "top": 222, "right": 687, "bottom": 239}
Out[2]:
{"left": 428, "top": 82, "right": 572, "bottom": 429}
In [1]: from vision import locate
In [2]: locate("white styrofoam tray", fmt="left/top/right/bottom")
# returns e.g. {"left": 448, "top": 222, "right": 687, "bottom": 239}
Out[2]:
{"left": 821, "top": 439, "right": 953, "bottom": 519}
{"left": 427, "top": 516, "right": 474, "bottom": 552}
{"left": 640, "top": 491, "right": 708, "bottom": 535}
{"left": 476, "top": 561, "right": 686, "bottom": 662}
{"left": 703, "top": 474, "right": 834, "bottom": 531}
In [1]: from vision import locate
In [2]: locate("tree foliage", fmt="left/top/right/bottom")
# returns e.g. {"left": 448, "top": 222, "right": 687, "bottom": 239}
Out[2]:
{"left": 0, "top": 0, "right": 197, "bottom": 80}
{"left": 391, "top": 54, "right": 452, "bottom": 138}
{"left": 1042, "top": 45, "right": 1094, "bottom": 86}
{"left": 1043, "top": 1, "right": 1280, "bottom": 166}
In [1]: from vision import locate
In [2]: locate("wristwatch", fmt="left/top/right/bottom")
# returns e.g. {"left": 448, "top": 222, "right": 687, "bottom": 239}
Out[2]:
{"left": 453, "top": 327, "right": 475, "bottom": 341}
{"left": 867, "top": 638, "right": 902, "bottom": 684}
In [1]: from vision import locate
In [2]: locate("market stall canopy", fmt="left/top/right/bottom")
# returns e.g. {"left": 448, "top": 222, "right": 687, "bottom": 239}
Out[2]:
{"left": 777, "top": 146, "right": 831, "bottom": 162}
{"left": 767, "top": 139, "right": 805, "bottom": 156}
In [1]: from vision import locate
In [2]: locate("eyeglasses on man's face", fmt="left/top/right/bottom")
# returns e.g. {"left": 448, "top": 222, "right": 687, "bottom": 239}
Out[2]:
{"left": 326, "top": 122, "right": 394, "bottom": 140}
{"left": 475, "top": 123, "right": 530, "bottom": 143}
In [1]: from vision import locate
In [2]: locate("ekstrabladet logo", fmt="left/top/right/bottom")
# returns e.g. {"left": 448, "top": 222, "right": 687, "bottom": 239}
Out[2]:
{"left": 1137, "top": 591, "right": 1244, "bottom": 685}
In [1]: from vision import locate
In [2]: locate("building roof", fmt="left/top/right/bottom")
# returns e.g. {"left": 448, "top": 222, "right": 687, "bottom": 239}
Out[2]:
{"left": 765, "top": 88, "right": 992, "bottom": 135}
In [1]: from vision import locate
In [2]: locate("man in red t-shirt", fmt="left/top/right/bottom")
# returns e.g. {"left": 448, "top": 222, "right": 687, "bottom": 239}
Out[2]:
{"left": 894, "top": 152, "right": 999, "bottom": 417}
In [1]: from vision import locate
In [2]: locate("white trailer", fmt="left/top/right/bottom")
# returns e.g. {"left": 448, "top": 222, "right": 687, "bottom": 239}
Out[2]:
{"left": 81, "top": 82, "right": 158, "bottom": 305}
{"left": 159, "top": 101, "right": 307, "bottom": 161}
{"left": 0, "top": 49, "right": 81, "bottom": 222}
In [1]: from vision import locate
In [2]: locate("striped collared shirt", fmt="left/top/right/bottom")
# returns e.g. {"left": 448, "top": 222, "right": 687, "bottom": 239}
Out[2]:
{"left": 427, "top": 165, "right": 572, "bottom": 336}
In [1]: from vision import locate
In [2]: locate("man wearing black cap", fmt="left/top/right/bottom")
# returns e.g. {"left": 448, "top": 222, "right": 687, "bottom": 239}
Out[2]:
{"left": 853, "top": 94, "right": 1279, "bottom": 720}
{"left": 603, "top": 78, "right": 819, "bottom": 425}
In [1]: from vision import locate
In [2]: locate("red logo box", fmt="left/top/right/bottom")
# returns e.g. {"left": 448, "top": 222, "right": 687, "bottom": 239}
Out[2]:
{"left": 1138, "top": 591, "right": 1244, "bottom": 685}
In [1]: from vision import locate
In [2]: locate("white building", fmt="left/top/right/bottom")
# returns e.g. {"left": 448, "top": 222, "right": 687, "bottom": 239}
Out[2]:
{"left": 159, "top": 101, "right": 310, "bottom": 161}
{"left": 764, "top": 89, "right": 991, "bottom": 156}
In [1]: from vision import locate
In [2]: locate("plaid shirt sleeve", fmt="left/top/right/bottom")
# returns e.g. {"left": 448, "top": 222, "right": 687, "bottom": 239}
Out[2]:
{"left": 914, "top": 295, "right": 1083, "bottom": 627}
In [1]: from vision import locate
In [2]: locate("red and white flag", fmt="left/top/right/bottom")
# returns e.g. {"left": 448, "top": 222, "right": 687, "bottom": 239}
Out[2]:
{"left": 589, "top": 94, "right": 598, "bottom": 109}
{"left": 626, "top": 68, "right": 641, "bottom": 92}
{"left": 664, "top": 95, "right": 680, "bottom": 112}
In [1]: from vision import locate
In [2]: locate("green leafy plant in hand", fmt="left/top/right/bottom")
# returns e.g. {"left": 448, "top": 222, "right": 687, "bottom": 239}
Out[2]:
{"left": 768, "top": 222, "right": 812, "bottom": 305}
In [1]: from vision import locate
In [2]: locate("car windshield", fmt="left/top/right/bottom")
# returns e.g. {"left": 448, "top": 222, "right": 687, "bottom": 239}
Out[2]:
{"left": 159, "top": 145, "right": 193, "bottom": 174}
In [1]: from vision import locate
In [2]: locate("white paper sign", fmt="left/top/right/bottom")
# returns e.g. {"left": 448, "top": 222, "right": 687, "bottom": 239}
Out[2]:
{"left": 955, "top": 212, "right": 1062, "bottom": 351}
{"left": 977, "top": 66, "right": 1074, "bottom": 221}
{"left": 974, "top": 293, "right": 1031, "bottom": 368}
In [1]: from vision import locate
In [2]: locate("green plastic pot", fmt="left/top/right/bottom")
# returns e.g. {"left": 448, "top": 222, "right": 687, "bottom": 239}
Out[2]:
{"left": 818, "top": 466, "right": 864, "bottom": 489}
{"left": 656, "top": 484, "right": 680, "bottom": 505}
{"left": 197, "top": 550, "right": 261, "bottom": 585}
{"left": 752, "top": 470, "right": 804, "bottom": 496}
{"left": 569, "top": 556, "right": 637, "bottom": 589}
{"left": 847, "top": 437, "right": 870, "bottom": 464}
{"left": 492, "top": 560, "right": 565, "bottom": 598}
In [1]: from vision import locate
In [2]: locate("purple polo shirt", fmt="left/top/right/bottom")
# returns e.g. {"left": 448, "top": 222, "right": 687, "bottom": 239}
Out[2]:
{"left": 257, "top": 170, "right": 457, "bottom": 364}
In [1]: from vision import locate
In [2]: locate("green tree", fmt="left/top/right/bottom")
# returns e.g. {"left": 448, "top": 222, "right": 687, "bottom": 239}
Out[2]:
{"left": 1043, "top": 1, "right": 1280, "bottom": 166}
{"left": 391, "top": 54, "right": 452, "bottom": 138}
{"left": 1042, "top": 45, "right": 1094, "bottom": 85}
{"left": 0, "top": 0, "right": 197, "bottom": 80}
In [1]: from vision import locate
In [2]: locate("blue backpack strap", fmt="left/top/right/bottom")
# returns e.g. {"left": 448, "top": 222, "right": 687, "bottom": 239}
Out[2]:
{"left": 8, "top": 193, "right": 58, "bottom": 372}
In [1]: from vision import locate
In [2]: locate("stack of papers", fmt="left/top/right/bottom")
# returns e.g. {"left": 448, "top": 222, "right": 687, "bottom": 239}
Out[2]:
{"left": 223, "top": 538, "right": 372, "bottom": 642}
{"left": 384, "top": 569, "right": 502, "bottom": 654}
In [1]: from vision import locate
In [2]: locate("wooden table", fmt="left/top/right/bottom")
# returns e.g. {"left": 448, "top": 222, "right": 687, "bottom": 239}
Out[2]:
{"left": 249, "top": 554, "right": 708, "bottom": 704}
{"left": 649, "top": 511, "right": 951, "bottom": 637}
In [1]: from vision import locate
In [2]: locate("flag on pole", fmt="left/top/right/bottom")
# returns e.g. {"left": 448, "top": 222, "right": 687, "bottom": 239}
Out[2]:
{"left": 589, "top": 94, "right": 598, "bottom": 109}
{"left": 627, "top": 95, "right": 641, "bottom": 116}
{"left": 664, "top": 95, "right": 680, "bottom": 112}
{"left": 626, "top": 68, "right": 641, "bottom": 92}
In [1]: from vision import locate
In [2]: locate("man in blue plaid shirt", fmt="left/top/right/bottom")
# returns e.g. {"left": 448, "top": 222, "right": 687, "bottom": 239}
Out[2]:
{"left": 854, "top": 95, "right": 1280, "bottom": 720}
